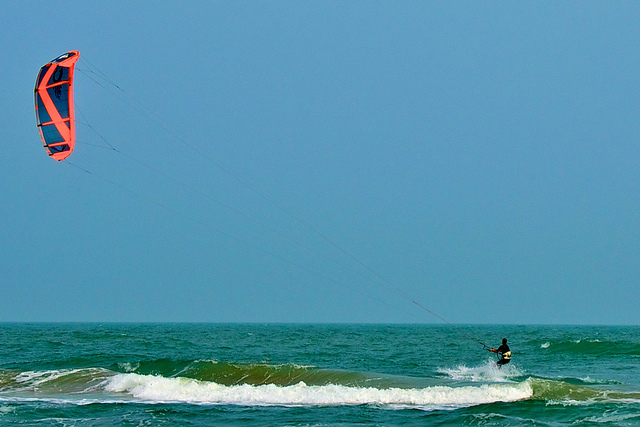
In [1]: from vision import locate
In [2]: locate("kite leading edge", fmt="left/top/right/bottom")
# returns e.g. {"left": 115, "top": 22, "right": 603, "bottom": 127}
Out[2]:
{"left": 34, "top": 51, "right": 80, "bottom": 161}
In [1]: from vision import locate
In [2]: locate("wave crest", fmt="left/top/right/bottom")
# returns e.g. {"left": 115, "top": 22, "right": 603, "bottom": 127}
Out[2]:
{"left": 115, "top": 359, "right": 375, "bottom": 387}
{"left": 104, "top": 372, "right": 534, "bottom": 408}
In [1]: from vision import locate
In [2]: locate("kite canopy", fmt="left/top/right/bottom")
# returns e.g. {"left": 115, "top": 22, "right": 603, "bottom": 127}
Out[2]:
{"left": 34, "top": 51, "right": 80, "bottom": 161}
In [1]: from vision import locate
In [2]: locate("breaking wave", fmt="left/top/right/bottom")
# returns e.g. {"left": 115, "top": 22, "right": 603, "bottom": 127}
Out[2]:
{"left": 0, "top": 361, "right": 638, "bottom": 411}
{"left": 104, "top": 372, "right": 533, "bottom": 409}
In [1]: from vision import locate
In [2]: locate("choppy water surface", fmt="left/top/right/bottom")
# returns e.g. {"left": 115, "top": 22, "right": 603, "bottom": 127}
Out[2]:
{"left": 0, "top": 323, "right": 638, "bottom": 425}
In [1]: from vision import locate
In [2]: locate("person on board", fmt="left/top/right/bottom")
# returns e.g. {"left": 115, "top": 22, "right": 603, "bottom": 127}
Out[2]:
{"left": 489, "top": 338, "right": 511, "bottom": 367}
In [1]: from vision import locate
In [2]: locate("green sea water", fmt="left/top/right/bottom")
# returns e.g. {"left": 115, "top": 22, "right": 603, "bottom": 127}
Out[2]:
{"left": 0, "top": 323, "right": 639, "bottom": 425}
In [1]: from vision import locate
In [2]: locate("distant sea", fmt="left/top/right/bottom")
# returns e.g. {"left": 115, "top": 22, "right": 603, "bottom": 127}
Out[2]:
{"left": 0, "top": 323, "right": 638, "bottom": 425}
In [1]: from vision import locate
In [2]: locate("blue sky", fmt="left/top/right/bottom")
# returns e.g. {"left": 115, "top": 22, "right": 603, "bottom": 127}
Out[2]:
{"left": 3, "top": 1, "right": 640, "bottom": 324}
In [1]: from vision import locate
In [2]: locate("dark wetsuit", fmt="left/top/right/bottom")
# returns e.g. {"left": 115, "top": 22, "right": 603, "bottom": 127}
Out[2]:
{"left": 496, "top": 343, "right": 511, "bottom": 366}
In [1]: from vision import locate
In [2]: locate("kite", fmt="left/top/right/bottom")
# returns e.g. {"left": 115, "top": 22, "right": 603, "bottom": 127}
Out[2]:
{"left": 34, "top": 51, "right": 80, "bottom": 161}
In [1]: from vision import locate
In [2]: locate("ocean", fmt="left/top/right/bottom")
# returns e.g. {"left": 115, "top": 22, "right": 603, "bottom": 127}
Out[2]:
{"left": 0, "top": 323, "right": 638, "bottom": 425}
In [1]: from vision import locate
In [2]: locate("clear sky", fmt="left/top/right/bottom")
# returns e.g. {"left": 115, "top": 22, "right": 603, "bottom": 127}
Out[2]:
{"left": 3, "top": 1, "right": 640, "bottom": 324}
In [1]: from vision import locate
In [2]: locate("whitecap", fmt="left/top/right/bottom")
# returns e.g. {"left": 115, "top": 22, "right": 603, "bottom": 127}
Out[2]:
{"left": 103, "top": 373, "right": 533, "bottom": 410}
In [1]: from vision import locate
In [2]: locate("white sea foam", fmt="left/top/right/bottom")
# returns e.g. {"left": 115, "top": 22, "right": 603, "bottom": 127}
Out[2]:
{"left": 118, "top": 362, "right": 140, "bottom": 372}
{"left": 437, "top": 360, "right": 523, "bottom": 383}
{"left": 578, "top": 376, "right": 610, "bottom": 385}
{"left": 11, "top": 368, "right": 112, "bottom": 394}
{"left": 14, "top": 369, "right": 91, "bottom": 388}
{"left": 14, "top": 370, "right": 67, "bottom": 385}
{"left": 103, "top": 373, "right": 532, "bottom": 409}
{"left": 541, "top": 342, "right": 550, "bottom": 349}
{"left": 582, "top": 412, "right": 640, "bottom": 424}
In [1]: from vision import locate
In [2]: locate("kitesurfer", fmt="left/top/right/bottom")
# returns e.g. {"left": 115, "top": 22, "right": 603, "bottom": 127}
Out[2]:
{"left": 489, "top": 338, "right": 511, "bottom": 367}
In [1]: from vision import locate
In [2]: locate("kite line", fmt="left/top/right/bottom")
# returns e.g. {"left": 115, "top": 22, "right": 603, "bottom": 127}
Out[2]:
{"left": 39, "top": 51, "right": 491, "bottom": 350}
